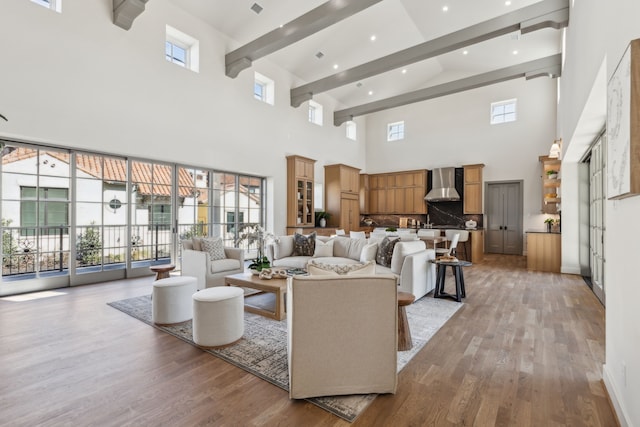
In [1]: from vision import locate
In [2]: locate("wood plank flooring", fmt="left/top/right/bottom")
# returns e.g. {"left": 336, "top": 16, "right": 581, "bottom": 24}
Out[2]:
{"left": 0, "top": 254, "right": 618, "bottom": 426}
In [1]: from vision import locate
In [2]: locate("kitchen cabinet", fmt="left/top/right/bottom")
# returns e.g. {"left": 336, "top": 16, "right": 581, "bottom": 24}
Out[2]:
{"left": 360, "top": 174, "right": 369, "bottom": 214}
{"left": 463, "top": 164, "right": 484, "bottom": 214}
{"left": 324, "top": 164, "right": 361, "bottom": 232}
{"left": 526, "top": 232, "right": 561, "bottom": 272}
{"left": 287, "top": 155, "right": 316, "bottom": 227}
{"left": 365, "top": 170, "right": 427, "bottom": 214}
{"left": 469, "top": 229, "right": 484, "bottom": 263}
{"left": 539, "top": 156, "right": 561, "bottom": 214}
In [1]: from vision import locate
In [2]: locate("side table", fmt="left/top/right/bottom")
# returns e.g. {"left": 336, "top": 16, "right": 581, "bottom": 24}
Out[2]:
{"left": 150, "top": 264, "right": 176, "bottom": 281}
{"left": 397, "top": 291, "right": 415, "bottom": 351}
{"left": 430, "top": 259, "right": 471, "bottom": 302}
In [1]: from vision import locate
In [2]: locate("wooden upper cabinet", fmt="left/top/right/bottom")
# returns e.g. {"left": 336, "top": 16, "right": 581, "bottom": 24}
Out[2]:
{"left": 365, "top": 170, "right": 426, "bottom": 214}
{"left": 324, "top": 164, "right": 361, "bottom": 231}
{"left": 340, "top": 166, "right": 360, "bottom": 194}
{"left": 463, "top": 164, "right": 484, "bottom": 214}
{"left": 294, "top": 156, "right": 314, "bottom": 179}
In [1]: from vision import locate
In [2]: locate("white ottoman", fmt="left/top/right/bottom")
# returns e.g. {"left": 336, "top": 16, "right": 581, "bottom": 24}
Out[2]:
{"left": 152, "top": 276, "right": 198, "bottom": 325}
{"left": 192, "top": 287, "right": 244, "bottom": 347}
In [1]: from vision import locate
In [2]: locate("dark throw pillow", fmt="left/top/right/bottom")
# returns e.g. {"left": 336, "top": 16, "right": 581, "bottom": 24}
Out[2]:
{"left": 376, "top": 236, "right": 399, "bottom": 268}
{"left": 292, "top": 232, "right": 316, "bottom": 256}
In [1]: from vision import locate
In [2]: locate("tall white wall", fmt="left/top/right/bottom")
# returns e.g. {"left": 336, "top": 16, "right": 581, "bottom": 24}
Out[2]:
{"left": 365, "top": 77, "right": 558, "bottom": 236}
{"left": 0, "top": 0, "right": 366, "bottom": 235}
{"left": 559, "top": 0, "right": 640, "bottom": 425}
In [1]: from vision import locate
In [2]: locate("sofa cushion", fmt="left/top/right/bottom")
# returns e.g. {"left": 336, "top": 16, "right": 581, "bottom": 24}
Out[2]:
{"left": 273, "top": 256, "right": 311, "bottom": 269}
{"left": 293, "top": 232, "right": 316, "bottom": 256}
{"left": 390, "top": 240, "right": 426, "bottom": 275}
{"left": 202, "top": 237, "right": 226, "bottom": 261}
{"left": 333, "top": 237, "right": 369, "bottom": 261}
{"left": 274, "top": 236, "right": 294, "bottom": 259}
{"left": 307, "top": 260, "right": 376, "bottom": 276}
{"left": 210, "top": 258, "right": 241, "bottom": 273}
{"left": 182, "top": 239, "right": 194, "bottom": 250}
{"left": 376, "top": 236, "right": 400, "bottom": 268}
{"left": 360, "top": 243, "right": 378, "bottom": 263}
{"left": 313, "top": 239, "right": 334, "bottom": 258}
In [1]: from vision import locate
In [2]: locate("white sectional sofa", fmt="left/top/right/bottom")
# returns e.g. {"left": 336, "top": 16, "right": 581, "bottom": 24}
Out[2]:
{"left": 265, "top": 235, "right": 437, "bottom": 301}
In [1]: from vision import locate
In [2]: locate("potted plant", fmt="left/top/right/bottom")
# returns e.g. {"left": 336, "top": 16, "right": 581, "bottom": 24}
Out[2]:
{"left": 546, "top": 170, "right": 558, "bottom": 180}
{"left": 315, "top": 211, "right": 331, "bottom": 228}
{"left": 544, "top": 218, "right": 555, "bottom": 232}
{"left": 235, "top": 224, "right": 274, "bottom": 274}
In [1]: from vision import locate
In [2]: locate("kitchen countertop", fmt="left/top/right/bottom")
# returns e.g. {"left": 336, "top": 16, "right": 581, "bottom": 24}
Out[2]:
{"left": 526, "top": 230, "right": 561, "bottom": 234}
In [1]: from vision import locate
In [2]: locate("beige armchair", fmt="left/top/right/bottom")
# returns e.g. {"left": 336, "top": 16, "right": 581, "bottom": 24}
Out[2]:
{"left": 181, "top": 240, "right": 244, "bottom": 290}
{"left": 287, "top": 274, "right": 398, "bottom": 399}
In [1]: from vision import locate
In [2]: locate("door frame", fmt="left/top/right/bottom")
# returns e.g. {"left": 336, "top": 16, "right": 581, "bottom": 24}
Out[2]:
{"left": 484, "top": 180, "right": 524, "bottom": 255}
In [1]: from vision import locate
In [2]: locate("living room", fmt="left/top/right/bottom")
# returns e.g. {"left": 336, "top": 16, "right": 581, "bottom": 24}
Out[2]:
{"left": 0, "top": 0, "right": 639, "bottom": 425}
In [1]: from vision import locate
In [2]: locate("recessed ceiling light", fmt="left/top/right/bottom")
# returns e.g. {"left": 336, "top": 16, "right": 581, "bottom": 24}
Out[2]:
{"left": 370, "top": 35, "right": 377, "bottom": 42}
{"left": 442, "top": 5, "right": 449, "bottom": 12}
{"left": 463, "top": 50, "right": 469, "bottom": 55}
{"left": 279, "top": 24, "right": 284, "bottom": 28}
{"left": 368, "top": 90, "right": 373, "bottom": 96}
{"left": 401, "top": 69, "right": 407, "bottom": 74}
{"left": 250, "top": 3, "right": 263, "bottom": 14}
{"left": 505, "top": 0, "right": 511, "bottom": 5}
{"left": 315, "top": 51, "right": 324, "bottom": 59}
{"left": 513, "top": 50, "right": 519, "bottom": 55}
{"left": 333, "top": 64, "right": 339, "bottom": 70}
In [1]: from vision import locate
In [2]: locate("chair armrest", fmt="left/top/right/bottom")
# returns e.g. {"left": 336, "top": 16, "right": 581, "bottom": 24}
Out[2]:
{"left": 398, "top": 249, "right": 436, "bottom": 301}
{"left": 224, "top": 247, "right": 245, "bottom": 264}
{"left": 181, "top": 249, "right": 208, "bottom": 290}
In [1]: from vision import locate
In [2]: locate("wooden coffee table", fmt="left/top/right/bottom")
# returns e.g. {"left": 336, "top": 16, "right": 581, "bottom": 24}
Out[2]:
{"left": 225, "top": 272, "right": 287, "bottom": 321}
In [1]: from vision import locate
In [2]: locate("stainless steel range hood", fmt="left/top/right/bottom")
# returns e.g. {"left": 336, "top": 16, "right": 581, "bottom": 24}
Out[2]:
{"left": 425, "top": 167, "right": 460, "bottom": 202}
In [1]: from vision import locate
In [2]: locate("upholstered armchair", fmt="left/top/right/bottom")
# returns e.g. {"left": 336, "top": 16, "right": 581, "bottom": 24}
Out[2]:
{"left": 287, "top": 274, "right": 398, "bottom": 399}
{"left": 181, "top": 239, "right": 244, "bottom": 290}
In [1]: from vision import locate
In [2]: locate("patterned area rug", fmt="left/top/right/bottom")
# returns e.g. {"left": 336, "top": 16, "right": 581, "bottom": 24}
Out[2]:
{"left": 108, "top": 293, "right": 462, "bottom": 422}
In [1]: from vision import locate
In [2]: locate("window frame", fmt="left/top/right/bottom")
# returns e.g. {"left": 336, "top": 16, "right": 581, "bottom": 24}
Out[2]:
{"left": 346, "top": 121, "right": 357, "bottom": 141}
{"left": 387, "top": 121, "right": 405, "bottom": 141}
{"left": 20, "top": 186, "right": 69, "bottom": 236}
{"left": 165, "top": 25, "right": 200, "bottom": 73}
{"left": 308, "top": 100, "right": 323, "bottom": 126}
{"left": 254, "top": 72, "right": 275, "bottom": 105}
{"left": 31, "top": 0, "right": 61, "bottom": 12}
{"left": 490, "top": 99, "right": 517, "bottom": 125}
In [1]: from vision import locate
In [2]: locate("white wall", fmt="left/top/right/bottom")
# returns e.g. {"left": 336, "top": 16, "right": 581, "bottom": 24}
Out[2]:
{"left": 559, "top": 0, "right": 640, "bottom": 425}
{"left": 0, "top": 0, "right": 366, "bottom": 236}
{"left": 365, "top": 77, "right": 558, "bottom": 236}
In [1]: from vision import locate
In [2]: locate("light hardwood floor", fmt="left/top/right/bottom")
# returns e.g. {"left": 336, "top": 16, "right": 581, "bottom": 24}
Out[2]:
{"left": 0, "top": 255, "right": 617, "bottom": 426}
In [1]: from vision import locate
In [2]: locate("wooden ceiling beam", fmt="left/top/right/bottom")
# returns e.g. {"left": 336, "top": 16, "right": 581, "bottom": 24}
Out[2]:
{"left": 225, "top": 0, "right": 384, "bottom": 78}
{"left": 113, "top": 0, "right": 150, "bottom": 31}
{"left": 292, "top": 0, "right": 568, "bottom": 107}
{"left": 333, "top": 54, "right": 562, "bottom": 126}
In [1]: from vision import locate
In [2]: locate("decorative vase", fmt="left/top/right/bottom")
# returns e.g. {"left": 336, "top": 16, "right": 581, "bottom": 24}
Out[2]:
{"left": 546, "top": 222, "right": 552, "bottom": 233}
{"left": 319, "top": 218, "right": 326, "bottom": 228}
{"left": 250, "top": 268, "right": 260, "bottom": 275}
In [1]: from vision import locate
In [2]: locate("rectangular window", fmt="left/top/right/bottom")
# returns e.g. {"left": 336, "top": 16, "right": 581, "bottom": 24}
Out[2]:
{"left": 346, "top": 121, "right": 357, "bottom": 141}
{"left": 165, "top": 25, "right": 199, "bottom": 73}
{"left": 150, "top": 203, "right": 171, "bottom": 230}
{"left": 226, "top": 211, "right": 244, "bottom": 233}
{"left": 308, "top": 100, "right": 323, "bottom": 126}
{"left": 491, "top": 99, "right": 517, "bottom": 124}
{"left": 387, "top": 121, "right": 405, "bottom": 141}
{"left": 20, "top": 187, "right": 69, "bottom": 236}
{"left": 254, "top": 72, "right": 274, "bottom": 105}
{"left": 31, "top": 0, "right": 61, "bottom": 12}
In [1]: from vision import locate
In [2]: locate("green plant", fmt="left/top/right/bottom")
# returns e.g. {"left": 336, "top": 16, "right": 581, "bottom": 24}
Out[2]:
{"left": 76, "top": 222, "right": 102, "bottom": 265}
{"left": 546, "top": 170, "right": 558, "bottom": 176}
{"left": 544, "top": 218, "right": 555, "bottom": 224}
{"left": 315, "top": 211, "right": 331, "bottom": 226}
{"left": 385, "top": 226, "right": 397, "bottom": 232}
{"left": 2, "top": 218, "right": 18, "bottom": 266}
{"left": 248, "top": 256, "right": 271, "bottom": 271}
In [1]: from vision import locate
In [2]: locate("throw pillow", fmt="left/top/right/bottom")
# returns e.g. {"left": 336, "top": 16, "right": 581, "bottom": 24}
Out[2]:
{"left": 292, "top": 232, "right": 316, "bottom": 256}
{"left": 201, "top": 236, "right": 226, "bottom": 261}
{"left": 192, "top": 237, "right": 204, "bottom": 251}
{"left": 376, "top": 236, "right": 399, "bottom": 268}
{"left": 313, "top": 239, "right": 334, "bottom": 257}
{"left": 360, "top": 243, "right": 378, "bottom": 263}
{"left": 307, "top": 260, "right": 376, "bottom": 276}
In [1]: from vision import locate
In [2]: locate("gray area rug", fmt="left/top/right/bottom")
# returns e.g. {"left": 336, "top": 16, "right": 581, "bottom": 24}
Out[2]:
{"left": 108, "top": 293, "right": 462, "bottom": 422}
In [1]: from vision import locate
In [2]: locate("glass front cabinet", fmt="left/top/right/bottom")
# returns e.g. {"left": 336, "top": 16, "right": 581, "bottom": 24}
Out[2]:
{"left": 287, "top": 155, "right": 316, "bottom": 227}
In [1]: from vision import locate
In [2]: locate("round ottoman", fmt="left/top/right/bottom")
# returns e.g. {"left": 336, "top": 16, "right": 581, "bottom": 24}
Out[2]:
{"left": 192, "top": 287, "right": 244, "bottom": 347}
{"left": 152, "top": 276, "right": 198, "bottom": 325}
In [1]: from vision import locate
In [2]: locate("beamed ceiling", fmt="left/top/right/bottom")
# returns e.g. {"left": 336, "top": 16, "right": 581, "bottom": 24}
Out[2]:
{"left": 114, "top": 0, "right": 567, "bottom": 125}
